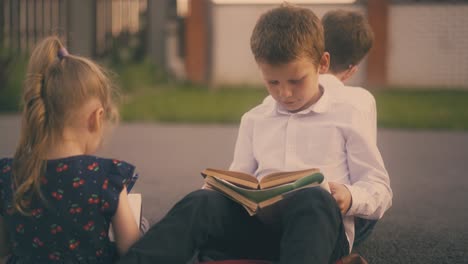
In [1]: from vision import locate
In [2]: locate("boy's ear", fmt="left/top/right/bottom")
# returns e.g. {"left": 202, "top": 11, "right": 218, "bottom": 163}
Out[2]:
{"left": 341, "top": 65, "right": 359, "bottom": 82}
{"left": 88, "top": 107, "right": 105, "bottom": 133}
{"left": 318, "top": 52, "right": 330, "bottom": 74}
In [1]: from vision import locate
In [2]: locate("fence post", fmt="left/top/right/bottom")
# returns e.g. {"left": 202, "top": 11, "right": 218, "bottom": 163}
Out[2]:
{"left": 367, "top": 0, "right": 388, "bottom": 87}
{"left": 11, "top": 0, "right": 19, "bottom": 51}
{"left": 67, "top": 0, "right": 96, "bottom": 57}
{"left": 0, "top": 0, "right": 3, "bottom": 48}
{"left": 147, "top": 0, "right": 169, "bottom": 70}
{"left": 185, "top": 0, "right": 210, "bottom": 84}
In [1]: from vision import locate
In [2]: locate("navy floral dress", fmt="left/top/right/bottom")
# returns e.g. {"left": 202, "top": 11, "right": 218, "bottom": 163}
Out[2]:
{"left": 0, "top": 155, "right": 138, "bottom": 264}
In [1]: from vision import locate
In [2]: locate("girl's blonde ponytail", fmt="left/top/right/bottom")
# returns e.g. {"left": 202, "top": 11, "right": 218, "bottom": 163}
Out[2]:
{"left": 12, "top": 36, "right": 64, "bottom": 214}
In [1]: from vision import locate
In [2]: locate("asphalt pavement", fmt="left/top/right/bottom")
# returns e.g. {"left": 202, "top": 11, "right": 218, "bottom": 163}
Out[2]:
{"left": 1, "top": 114, "right": 467, "bottom": 264}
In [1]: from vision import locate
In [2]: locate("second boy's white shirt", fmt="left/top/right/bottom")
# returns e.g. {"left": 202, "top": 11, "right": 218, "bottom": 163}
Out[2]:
{"left": 229, "top": 74, "right": 392, "bottom": 250}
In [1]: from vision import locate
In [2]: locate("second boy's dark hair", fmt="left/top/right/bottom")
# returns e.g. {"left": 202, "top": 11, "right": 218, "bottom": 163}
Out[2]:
{"left": 250, "top": 4, "right": 324, "bottom": 66}
{"left": 322, "top": 10, "right": 374, "bottom": 73}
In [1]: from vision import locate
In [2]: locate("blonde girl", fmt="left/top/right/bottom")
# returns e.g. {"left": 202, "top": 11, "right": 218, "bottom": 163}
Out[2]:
{"left": 0, "top": 36, "right": 140, "bottom": 263}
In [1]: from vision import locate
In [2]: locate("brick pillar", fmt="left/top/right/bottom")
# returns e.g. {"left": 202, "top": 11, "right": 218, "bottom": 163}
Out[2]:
{"left": 185, "top": 0, "right": 210, "bottom": 83}
{"left": 367, "top": 0, "right": 388, "bottom": 87}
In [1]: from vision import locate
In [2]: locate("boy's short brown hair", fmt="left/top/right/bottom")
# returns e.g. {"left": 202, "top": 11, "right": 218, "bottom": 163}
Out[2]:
{"left": 250, "top": 4, "right": 324, "bottom": 66}
{"left": 322, "top": 10, "right": 374, "bottom": 73}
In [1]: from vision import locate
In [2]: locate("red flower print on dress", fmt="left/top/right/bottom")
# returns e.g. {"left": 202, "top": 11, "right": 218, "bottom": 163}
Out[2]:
{"left": 49, "top": 252, "right": 61, "bottom": 261}
{"left": 83, "top": 221, "right": 95, "bottom": 231}
{"left": 88, "top": 194, "right": 100, "bottom": 204}
{"left": 50, "top": 224, "right": 63, "bottom": 234}
{"left": 2, "top": 164, "right": 11, "bottom": 173}
{"left": 102, "top": 178, "right": 109, "bottom": 190}
{"left": 69, "top": 204, "right": 83, "bottom": 214}
{"left": 32, "top": 237, "right": 44, "bottom": 248}
{"left": 99, "top": 230, "right": 108, "bottom": 240}
{"left": 31, "top": 208, "right": 43, "bottom": 218}
{"left": 68, "top": 239, "right": 80, "bottom": 250}
{"left": 100, "top": 200, "right": 110, "bottom": 211}
{"left": 51, "top": 189, "right": 64, "bottom": 200}
{"left": 56, "top": 163, "right": 69, "bottom": 172}
{"left": 87, "top": 162, "right": 100, "bottom": 171}
{"left": 73, "top": 177, "right": 85, "bottom": 188}
{"left": 16, "top": 224, "right": 25, "bottom": 234}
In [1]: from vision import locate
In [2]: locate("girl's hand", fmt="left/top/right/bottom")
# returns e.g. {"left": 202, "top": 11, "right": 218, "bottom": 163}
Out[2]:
{"left": 329, "top": 182, "right": 352, "bottom": 215}
{"left": 111, "top": 186, "right": 141, "bottom": 255}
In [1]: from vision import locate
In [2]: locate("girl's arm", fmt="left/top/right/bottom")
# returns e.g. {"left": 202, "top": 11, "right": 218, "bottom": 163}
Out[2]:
{"left": 0, "top": 216, "right": 11, "bottom": 263}
{"left": 111, "top": 186, "right": 141, "bottom": 256}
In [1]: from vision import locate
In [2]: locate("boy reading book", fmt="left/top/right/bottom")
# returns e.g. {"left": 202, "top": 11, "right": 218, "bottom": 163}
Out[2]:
{"left": 119, "top": 5, "right": 392, "bottom": 264}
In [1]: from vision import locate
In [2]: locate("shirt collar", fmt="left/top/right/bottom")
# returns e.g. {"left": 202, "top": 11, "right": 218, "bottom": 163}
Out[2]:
{"left": 265, "top": 83, "right": 331, "bottom": 116}
{"left": 319, "top": 74, "right": 345, "bottom": 90}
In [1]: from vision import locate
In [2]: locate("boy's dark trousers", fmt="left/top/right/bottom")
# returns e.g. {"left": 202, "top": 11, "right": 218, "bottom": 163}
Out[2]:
{"left": 118, "top": 188, "right": 349, "bottom": 264}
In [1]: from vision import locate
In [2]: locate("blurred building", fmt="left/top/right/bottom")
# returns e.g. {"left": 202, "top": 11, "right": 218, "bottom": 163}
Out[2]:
{"left": 1, "top": 0, "right": 468, "bottom": 88}
{"left": 182, "top": 0, "right": 468, "bottom": 88}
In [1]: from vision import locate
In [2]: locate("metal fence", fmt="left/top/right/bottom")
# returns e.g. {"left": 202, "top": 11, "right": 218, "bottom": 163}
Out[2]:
{"left": 2, "top": 0, "right": 67, "bottom": 52}
{"left": 95, "top": 0, "right": 147, "bottom": 56}
{"left": 1, "top": 0, "right": 148, "bottom": 57}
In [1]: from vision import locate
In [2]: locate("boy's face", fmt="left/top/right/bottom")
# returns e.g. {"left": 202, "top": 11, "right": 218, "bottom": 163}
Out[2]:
{"left": 258, "top": 54, "right": 329, "bottom": 113}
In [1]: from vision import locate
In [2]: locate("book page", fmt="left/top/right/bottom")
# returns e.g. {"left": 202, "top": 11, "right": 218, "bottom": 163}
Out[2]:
{"left": 259, "top": 168, "right": 320, "bottom": 189}
{"left": 202, "top": 168, "right": 259, "bottom": 189}
{"left": 211, "top": 173, "right": 324, "bottom": 203}
{"left": 128, "top": 193, "right": 142, "bottom": 228}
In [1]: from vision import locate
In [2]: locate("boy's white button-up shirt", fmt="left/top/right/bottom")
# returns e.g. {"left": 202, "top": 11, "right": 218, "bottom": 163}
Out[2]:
{"left": 229, "top": 74, "right": 392, "bottom": 249}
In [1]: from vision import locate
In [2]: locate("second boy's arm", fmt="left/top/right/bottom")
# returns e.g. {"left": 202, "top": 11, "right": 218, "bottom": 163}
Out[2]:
{"left": 341, "top": 98, "right": 392, "bottom": 219}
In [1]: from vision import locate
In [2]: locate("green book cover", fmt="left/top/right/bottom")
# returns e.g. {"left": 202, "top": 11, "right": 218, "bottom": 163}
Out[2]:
{"left": 211, "top": 173, "right": 325, "bottom": 203}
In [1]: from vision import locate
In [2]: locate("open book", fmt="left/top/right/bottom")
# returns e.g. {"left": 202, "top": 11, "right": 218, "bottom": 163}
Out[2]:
{"left": 202, "top": 168, "right": 329, "bottom": 215}
{"left": 201, "top": 168, "right": 322, "bottom": 189}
